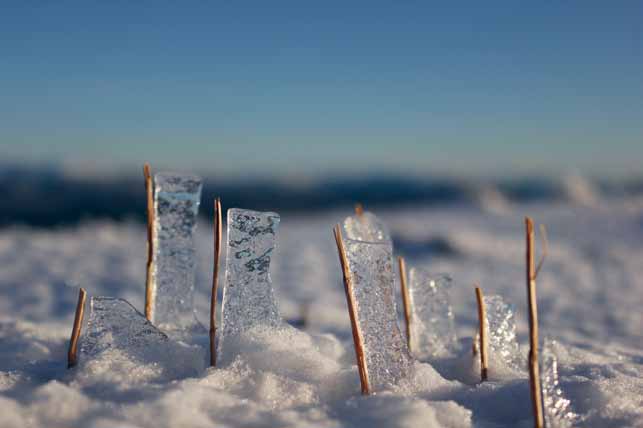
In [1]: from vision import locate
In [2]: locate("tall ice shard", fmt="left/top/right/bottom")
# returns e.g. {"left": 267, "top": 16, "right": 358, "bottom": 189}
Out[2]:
{"left": 407, "top": 269, "right": 458, "bottom": 358}
{"left": 219, "top": 209, "right": 282, "bottom": 361}
{"left": 151, "top": 172, "right": 202, "bottom": 332}
{"left": 344, "top": 237, "right": 412, "bottom": 391}
{"left": 482, "top": 295, "right": 522, "bottom": 369}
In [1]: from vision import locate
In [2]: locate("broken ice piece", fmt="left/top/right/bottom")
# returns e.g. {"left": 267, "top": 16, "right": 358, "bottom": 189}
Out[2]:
{"left": 79, "top": 297, "right": 205, "bottom": 376}
{"left": 343, "top": 237, "right": 413, "bottom": 391}
{"left": 407, "top": 269, "right": 458, "bottom": 358}
{"left": 219, "top": 209, "right": 282, "bottom": 362}
{"left": 342, "top": 211, "right": 391, "bottom": 244}
{"left": 482, "top": 295, "right": 522, "bottom": 369}
{"left": 151, "top": 172, "right": 203, "bottom": 332}
{"left": 541, "top": 338, "right": 577, "bottom": 428}
{"left": 80, "top": 297, "right": 170, "bottom": 359}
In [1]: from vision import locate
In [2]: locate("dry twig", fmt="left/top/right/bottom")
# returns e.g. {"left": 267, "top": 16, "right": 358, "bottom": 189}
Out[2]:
{"left": 397, "top": 256, "right": 412, "bottom": 352}
{"left": 67, "top": 288, "right": 87, "bottom": 368}
{"left": 210, "top": 198, "right": 223, "bottom": 367}
{"left": 475, "top": 286, "right": 488, "bottom": 382}
{"left": 333, "top": 224, "right": 370, "bottom": 395}
{"left": 526, "top": 217, "right": 545, "bottom": 428}
{"left": 143, "top": 163, "right": 155, "bottom": 321}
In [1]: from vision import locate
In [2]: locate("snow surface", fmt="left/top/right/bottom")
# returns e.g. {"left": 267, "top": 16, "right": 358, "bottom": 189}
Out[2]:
{"left": 1, "top": 197, "right": 642, "bottom": 427}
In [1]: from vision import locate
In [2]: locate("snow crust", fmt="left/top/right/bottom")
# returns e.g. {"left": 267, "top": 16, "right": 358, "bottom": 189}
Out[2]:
{"left": 1, "top": 199, "right": 642, "bottom": 427}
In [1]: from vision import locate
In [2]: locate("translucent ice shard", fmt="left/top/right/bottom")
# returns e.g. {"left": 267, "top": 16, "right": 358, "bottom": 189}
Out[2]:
{"left": 219, "top": 209, "right": 282, "bottom": 361}
{"left": 151, "top": 172, "right": 202, "bottom": 332}
{"left": 79, "top": 296, "right": 205, "bottom": 378}
{"left": 407, "top": 269, "right": 458, "bottom": 358}
{"left": 482, "top": 295, "right": 522, "bottom": 369}
{"left": 541, "top": 338, "right": 577, "bottom": 428}
{"left": 344, "top": 238, "right": 412, "bottom": 391}
{"left": 80, "top": 297, "right": 170, "bottom": 359}
{"left": 342, "top": 211, "right": 391, "bottom": 244}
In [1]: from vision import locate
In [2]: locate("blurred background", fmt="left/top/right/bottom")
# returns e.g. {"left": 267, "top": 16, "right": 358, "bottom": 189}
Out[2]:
{"left": 1, "top": 2, "right": 642, "bottom": 226}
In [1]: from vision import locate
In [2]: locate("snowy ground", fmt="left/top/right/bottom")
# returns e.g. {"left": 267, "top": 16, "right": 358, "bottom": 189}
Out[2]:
{"left": 1, "top": 196, "right": 642, "bottom": 427}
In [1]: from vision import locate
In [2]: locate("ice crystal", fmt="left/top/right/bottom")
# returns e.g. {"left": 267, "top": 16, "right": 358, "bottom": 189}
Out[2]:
{"left": 151, "top": 172, "right": 202, "bottom": 332}
{"left": 483, "top": 295, "right": 521, "bottom": 369}
{"left": 542, "top": 338, "right": 577, "bottom": 428}
{"left": 344, "top": 238, "right": 412, "bottom": 391}
{"left": 407, "top": 269, "right": 458, "bottom": 358}
{"left": 219, "top": 209, "right": 282, "bottom": 361}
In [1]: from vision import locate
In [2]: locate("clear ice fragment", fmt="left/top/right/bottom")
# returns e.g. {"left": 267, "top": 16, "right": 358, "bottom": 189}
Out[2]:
{"left": 80, "top": 296, "right": 170, "bottom": 359}
{"left": 342, "top": 211, "right": 391, "bottom": 244}
{"left": 79, "top": 296, "right": 205, "bottom": 377}
{"left": 407, "top": 269, "right": 458, "bottom": 358}
{"left": 219, "top": 209, "right": 282, "bottom": 361}
{"left": 344, "top": 238, "right": 412, "bottom": 391}
{"left": 151, "top": 172, "right": 202, "bottom": 332}
{"left": 482, "top": 295, "right": 522, "bottom": 369}
{"left": 541, "top": 338, "right": 577, "bottom": 428}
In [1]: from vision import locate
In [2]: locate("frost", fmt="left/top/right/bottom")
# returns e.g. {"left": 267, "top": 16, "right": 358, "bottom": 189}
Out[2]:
{"left": 407, "top": 269, "right": 458, "bottom": 358}
{"left": 542, "top": 338, "right": 577, "bottom": 428}
{"left": 342, "top": 211, "right": 391, "bottom": 244}
{"left": 343, "top": 238, "right": 412, "bottom": 391}
{"left": 151, "top": 172, "right": 203, "bottom": 332}
{"left": 482, "top": 295, "right": 521, "bottom": 369}
{"left": 80, "top": 297, "right": 171, "bottom": 359}
{"left": 219, "top": 209, "right": 282, "bottom": 362}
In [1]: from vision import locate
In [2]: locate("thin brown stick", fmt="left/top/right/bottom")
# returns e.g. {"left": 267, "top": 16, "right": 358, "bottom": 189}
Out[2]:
{"left": 397, "top": 256, "right": 412, "bottom": 353}
{"left": 475, "top": 286, "right": 488, "bottom": 382}
{"left": 334, "top": 224, "right": 370, "bottom": 395}
{"left": 526, "top": 217, "right": 544, "bottom": 428}
{"left": 67, "top": 288, "right": 87, "bottom": 368}
{"left": 143, "top": 163, "right": 155, "bottom": 321}
{"left": 534, "top": 224, "right": 549, "bottom": 279}
{"left": 210, "top": 198, "right": 223, "bottom": 367}
{"left": 354, "top": 203, "right": 364, "bottom": 217}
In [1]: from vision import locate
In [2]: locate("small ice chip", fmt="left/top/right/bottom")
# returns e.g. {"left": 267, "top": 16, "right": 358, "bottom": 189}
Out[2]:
{"left": 151, "top": 172, "right": 203, "bottom": 332}
{"left": 219, "top": 209, "right": 282, "bottom": 362}
{"left": 407, "top": 269, "right": 458, "bottom": 358}
{"left": 343, "top": 237, "right": 412, "bottom": 391}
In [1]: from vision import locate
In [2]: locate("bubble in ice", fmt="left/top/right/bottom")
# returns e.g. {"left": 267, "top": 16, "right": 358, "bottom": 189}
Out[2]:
{"left": 342, "top": 211, "right": 391, "bottom": 244}
{"left": 151, "top": 172, "right": 203, "bottom": 333}
{"left": 343, "top": 237, "right": 413, "bottom": 391}
{"left": 407, "top": 269, "right": 458, "bottom": 358}
{"left": 482, "top": 295, "right": 522, "bottom": 369}
{"left": 219, "top": 209, "right": 282, "bottom": 362}
{"left": 542, "top": 338, "right": 577, "bottom": 428}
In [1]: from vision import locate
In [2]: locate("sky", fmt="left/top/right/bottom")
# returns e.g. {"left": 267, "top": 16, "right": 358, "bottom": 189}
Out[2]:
{"left": 1, "top": 2, "right": 642, "bottom": 178}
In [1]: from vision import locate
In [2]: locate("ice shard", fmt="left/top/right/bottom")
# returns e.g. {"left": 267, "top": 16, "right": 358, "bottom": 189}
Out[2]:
{"left": 482, "top": 295, "right": 522, "bottom": 369}
{"left": 541, "top": 338, "right": 577, "bottom": 428}
{"left": 342, "top": 211, "right": 391, "bottom": 244}
{"left": 151, "top": 172, "right": 202, "bottom": 332}
{"left": 407, "top": 269, "right": 458, "bottom": 358}
{"left": 79, "top": 296, "right": 205, "bottom": 376}
{"left": 219, "top": 209, "right": 282, "bottom": 360}
{"left": 344, "top": 237, "right": 413, "bottom": 391}
{"left": 80, "top": 297, "right": 170, "bottom": 359}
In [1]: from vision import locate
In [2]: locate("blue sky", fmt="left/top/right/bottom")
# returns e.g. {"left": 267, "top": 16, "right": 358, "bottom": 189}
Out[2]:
{"left": 1, "top": 2, "right": 641, "bottom": 177}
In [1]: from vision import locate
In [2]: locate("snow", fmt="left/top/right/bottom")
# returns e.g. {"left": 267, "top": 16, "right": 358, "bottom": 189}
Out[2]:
{"left": 0, "top": 198, "right": 642, "bottom": 427}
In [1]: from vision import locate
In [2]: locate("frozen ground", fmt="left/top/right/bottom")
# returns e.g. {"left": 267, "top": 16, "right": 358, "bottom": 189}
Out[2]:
{"left": 0, "top": 196, "right": 642, "bottom": 427}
